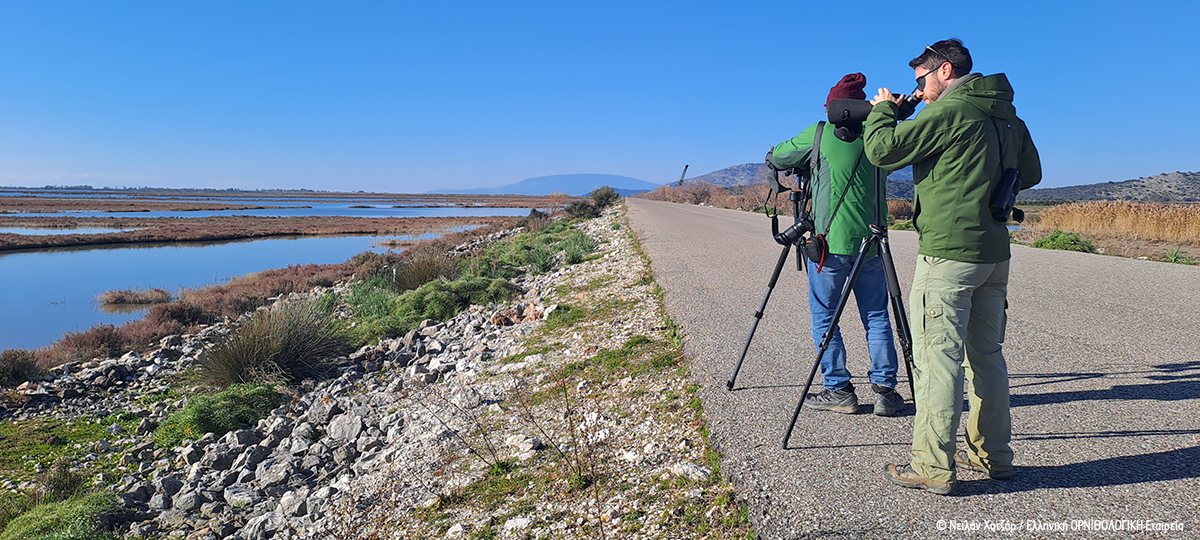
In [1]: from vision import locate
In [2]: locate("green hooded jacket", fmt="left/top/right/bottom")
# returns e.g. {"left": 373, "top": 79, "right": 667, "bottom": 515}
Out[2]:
{"left": 864, "top": 73, "right": 1042, "bottom": 263}
{"left": 768, "top": 122, "right": 886, "bottom": 256}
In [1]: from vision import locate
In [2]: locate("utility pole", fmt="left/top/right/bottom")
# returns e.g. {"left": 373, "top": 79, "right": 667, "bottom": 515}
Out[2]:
{"left": 677, "top": 165, "right": 689, "bottom": 187}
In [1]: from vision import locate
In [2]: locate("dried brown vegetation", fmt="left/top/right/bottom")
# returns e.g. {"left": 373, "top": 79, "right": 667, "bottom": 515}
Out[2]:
{"left": 635, "top": 182, "right": 767, "bottom": 212}
{"left": 98, "top": 288, "right": 172, "bottom": 306}
{"left": 0, "top": 215, "right": 517, "bottom": 252}
{"left": 1032, "top": 201, "right": 1200, "bottom": 245}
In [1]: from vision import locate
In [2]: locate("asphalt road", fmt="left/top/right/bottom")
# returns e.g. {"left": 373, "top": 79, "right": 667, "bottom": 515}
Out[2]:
{"left": 627, "top": 198, "right": 1200, "bottom": 539}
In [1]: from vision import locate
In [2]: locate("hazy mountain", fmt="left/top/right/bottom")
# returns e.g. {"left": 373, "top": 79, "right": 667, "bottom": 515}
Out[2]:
{"left": 432, "top": 174, "right": 659, "bottom": 196}
{"left": 1018, "top": 171, "right": 1200, "bottom": 202}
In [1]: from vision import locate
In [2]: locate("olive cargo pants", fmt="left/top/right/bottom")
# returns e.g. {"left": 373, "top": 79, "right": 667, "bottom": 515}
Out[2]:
{"left": 909, "top": 255, "right": 1013, "bottom": 483}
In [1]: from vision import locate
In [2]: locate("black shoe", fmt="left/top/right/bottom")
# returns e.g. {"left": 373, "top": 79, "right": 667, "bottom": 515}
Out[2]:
{"left": 804, "top": 384, "right": 859, "bottom": 414}
{"left": 871, "top": 384, "right": 904, "bottom": 417}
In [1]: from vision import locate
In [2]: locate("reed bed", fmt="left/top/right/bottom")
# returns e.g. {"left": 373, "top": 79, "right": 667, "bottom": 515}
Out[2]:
{"left": 98, "top": 288, "right": 172, "bottom": 306}
{"left": 1034, "top": 201, "right": 1200, "bottom": 244}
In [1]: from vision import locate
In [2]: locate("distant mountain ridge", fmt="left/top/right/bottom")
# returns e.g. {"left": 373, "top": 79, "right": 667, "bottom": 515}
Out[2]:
{"left": 682, "top": 163, "right": 1200, "bottom": 202}
{"left": 431, "top": 174, "right": 659, "bottom": 197}
{"left": 1018, "top": 171, "right": 1200, "bottom": 202}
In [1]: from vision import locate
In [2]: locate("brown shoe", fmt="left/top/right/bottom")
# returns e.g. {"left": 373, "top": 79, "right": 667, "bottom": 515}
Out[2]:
{"left": 955, "top": 449, "right": 1013, "bottom": 480}
{"left": 883, "top": 463, "right": 955, "bottom": 495}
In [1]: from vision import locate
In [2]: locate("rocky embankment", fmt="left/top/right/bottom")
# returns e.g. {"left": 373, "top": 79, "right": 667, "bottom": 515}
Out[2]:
{"left": 2, "top": 206, "right": 750, "bottom": 539}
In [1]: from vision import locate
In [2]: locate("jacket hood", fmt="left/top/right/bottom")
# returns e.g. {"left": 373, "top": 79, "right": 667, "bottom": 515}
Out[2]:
{"left": 944, "top": 73, "right": 1017, "bottom": 120}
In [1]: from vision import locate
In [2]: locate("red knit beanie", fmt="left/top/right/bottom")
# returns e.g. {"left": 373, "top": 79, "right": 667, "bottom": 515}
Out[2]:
{"left": 826, "top": 73, "right": 867, "bottom": 107}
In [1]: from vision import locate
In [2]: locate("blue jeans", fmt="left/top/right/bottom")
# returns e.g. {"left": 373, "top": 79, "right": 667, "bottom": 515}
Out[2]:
{"left": 807, "top": 253, "right": 899, "bottom": 391}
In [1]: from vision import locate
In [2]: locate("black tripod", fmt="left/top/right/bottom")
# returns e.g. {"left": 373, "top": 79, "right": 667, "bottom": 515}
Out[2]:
{"left": 779, "top": 167, "right": 916, "bottom": 448}
{"left": 725, "top": 171, "right": 813, "bottom": 391}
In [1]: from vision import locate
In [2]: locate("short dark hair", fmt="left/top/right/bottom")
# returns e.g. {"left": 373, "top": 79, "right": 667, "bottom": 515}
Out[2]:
{"left": 909, "top": 38, "right": 972, "bottom": 79}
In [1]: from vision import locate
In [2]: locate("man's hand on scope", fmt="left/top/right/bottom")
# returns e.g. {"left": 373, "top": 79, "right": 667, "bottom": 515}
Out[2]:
{"left": 869, "top": 88, "right": 905, "bottom": 106}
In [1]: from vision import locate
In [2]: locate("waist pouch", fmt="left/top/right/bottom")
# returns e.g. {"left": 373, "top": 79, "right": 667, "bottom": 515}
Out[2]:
{"left": 803, "top": 234, "right": 828, "bottom": 270}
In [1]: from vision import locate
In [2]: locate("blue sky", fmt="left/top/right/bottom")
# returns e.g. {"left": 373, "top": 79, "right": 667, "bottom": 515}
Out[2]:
{"left": 1, "top": 1, "right": 1197, "bottom": 192}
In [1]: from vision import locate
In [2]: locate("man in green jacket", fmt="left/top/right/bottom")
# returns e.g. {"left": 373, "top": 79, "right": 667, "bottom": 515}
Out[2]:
{"left": 863, "top": 39, "right": 1041, "bottom": 495}
{"left": 767, "top": 73, "right": 904, "bottom": 417}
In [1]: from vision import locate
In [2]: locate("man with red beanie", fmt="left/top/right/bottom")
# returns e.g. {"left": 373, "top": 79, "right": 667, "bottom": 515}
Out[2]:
{"left": 766, "top": 73, "right": 904, "bottom": 416}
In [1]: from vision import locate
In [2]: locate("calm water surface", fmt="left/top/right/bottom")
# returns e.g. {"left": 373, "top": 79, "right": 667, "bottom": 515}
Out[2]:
{"left": 0, "top": 233, "right": 451, "bottom": 351}
{"left": 2, "top": 202, "right": 530, "bottom": 219}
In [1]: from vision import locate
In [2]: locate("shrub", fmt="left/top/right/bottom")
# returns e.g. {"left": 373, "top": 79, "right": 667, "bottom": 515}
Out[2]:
{"left": 590, "top": 186, "right": 620, "bottom": 208}
{"left": 0, "top": 350, "right": 41, "bottom": 387}
{"left": 154, "top": 383, "right": 283, "bottom": 448}
{"left": 202, "top": 299, "right": 354, "bottom": 387}
{"left": 887, "top": 199, "right": 913, "bottom": 220}
{"left": 564, "top": 201, "right": 600, "bottom": 219}
{"left": 38, "top": 325, "right": 124, "bottom": 367}
{"left": 1031, "top": 230, "right": 1098, "bottom": 253}
{"left": 0, "top": 492, "right": 119, "bottom": 540}
{"left": 516, "top": 209, "right": 550, "bottom": 232}
{"left": 345, "top": 276, "right": 516, "bottom": 345}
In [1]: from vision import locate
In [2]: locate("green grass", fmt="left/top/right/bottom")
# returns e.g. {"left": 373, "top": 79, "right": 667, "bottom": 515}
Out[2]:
{"left": 1031, "top": 230, "right": 1098, "bottom": 253}
{"left": 461, "top": 220, "right": 595, "bottom": 280}
{"left": 154, "top": 383, "right": 284, "bottom": 448}
{"left": 1166, "top": 247, "right": 1195, "bottom": 265}
{"left": 0, "top": 493, "right": 119, "bottom": 540}
{"left": 0, "top": 414, "right": 138, "bottom": 483}
{"left": 342, "top": 275, "right": 517, "bottom": 345}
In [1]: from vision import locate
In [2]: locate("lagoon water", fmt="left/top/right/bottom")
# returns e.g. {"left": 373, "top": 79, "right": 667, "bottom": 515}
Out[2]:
{"left": 0, "top": 235, "right": 423, "bottom": 351}
{"left": 1, "top": 202, "right": 530, "bottom": 219}
{"left": 0, "top": 197, "right": 535, "bottom": 351}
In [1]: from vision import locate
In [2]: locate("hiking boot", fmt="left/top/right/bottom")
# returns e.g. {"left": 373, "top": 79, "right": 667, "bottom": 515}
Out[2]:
{"left": 955, "top": 449, "right": 1013, "bottom": 480}
{"left": 804, "top": 384, "right": 859, "bottom": 414}
{"left": 883, "top": 463, "right": 956, "bottom": 495}
{"left": 871, "top": 384, "right": 904, "bottom": 417}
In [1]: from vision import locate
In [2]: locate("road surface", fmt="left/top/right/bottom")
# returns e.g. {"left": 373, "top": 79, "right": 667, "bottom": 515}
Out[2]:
{"left": 627, "top": 197, "right": 1200, "bottom": 539}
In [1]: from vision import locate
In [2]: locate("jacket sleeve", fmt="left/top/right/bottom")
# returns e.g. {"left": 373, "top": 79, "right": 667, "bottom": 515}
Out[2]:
{"left": 1016, "top": 119, "right": 1042, "bottom": 190}
{"left": 864, "top": 101, "right": 952, "bottom": 172}
{"left": 768, "top": 124, "right": 816, "bottom": 171}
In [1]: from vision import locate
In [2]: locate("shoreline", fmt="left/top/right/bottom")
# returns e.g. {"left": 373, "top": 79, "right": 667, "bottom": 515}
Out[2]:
{"left": 0, "top": 204, "right": 755, "bottom": 538}
{"left": 0, "top": 215, "right": 519, "bottom": 253}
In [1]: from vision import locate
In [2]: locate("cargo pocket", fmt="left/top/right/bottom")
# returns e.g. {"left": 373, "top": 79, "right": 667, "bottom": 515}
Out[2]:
{"left": 923, "top": 302, "right": 947, "bottom": 348}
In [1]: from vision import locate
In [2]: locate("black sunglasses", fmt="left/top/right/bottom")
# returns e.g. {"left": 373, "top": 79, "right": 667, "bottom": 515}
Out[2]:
{"left": 916, "top": 45, "right": 952, "bottom": 92}
{"left": 915, "top": 68, "right": 938, "bottom": 92}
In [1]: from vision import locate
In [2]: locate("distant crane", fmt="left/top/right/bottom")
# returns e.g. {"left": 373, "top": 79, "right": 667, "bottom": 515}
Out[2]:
{"left": 677, "top": 165, "right": 689, "bottom": 187}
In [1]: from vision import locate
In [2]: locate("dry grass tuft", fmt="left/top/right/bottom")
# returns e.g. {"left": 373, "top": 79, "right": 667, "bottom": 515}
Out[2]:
{"left": 1034, "top": 201, "right": 1200, "bottom": 244}
{"left": 98, "top": 288, "right": 172, "bottom": 306}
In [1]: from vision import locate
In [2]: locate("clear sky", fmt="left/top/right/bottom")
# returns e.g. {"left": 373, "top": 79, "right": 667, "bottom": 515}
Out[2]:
{"left": 1, "top": 1, "right": 1197, "bottom": 192}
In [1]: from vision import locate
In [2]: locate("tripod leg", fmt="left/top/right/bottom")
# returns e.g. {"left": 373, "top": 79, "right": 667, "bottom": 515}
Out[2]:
{"left": 877, "top": 235, "right": 916, "bottom": 403}
{"left": 782, "top": 237, "right": 872, "bottom": 448}
{"left": 726, "top": 244, "right": 792, "bottom": 390}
